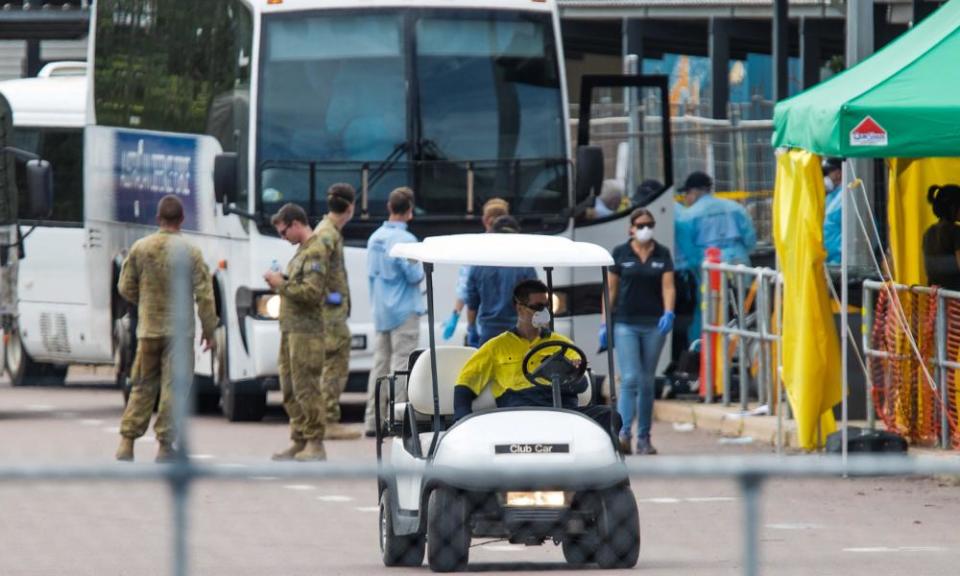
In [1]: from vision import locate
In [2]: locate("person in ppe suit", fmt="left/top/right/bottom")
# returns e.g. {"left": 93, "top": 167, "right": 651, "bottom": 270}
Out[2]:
{"left": 673, "top": 171, "right": 757, "bottom": 342}
{"left": 822, "top": 158, "right": 844, "bottom": 266}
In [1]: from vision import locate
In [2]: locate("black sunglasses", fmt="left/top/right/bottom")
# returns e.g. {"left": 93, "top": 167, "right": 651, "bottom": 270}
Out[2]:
{"left": 519, "top": 301, "right": 548, "bottom": 312}
{"left": 632, "top": 221, "right": 655, "bottom": 229}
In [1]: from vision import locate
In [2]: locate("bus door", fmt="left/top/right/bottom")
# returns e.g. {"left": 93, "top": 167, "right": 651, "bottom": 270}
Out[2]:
{"left": 570, "top": 74, "right": 674, "bottom": 378}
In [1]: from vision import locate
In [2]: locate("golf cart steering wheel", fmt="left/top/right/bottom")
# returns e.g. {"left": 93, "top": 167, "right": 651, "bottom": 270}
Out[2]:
{"left": 522, "top": 341, "right": 588, "bottom": 392}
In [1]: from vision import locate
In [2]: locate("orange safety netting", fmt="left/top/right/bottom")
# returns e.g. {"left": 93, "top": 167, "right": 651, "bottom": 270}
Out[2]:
{"left": 868, "top": 286, "right": 960, "bottom": 447}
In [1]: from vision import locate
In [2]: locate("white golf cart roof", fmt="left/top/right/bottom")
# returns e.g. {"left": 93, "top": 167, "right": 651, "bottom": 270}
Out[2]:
{"left": 389, "top": 233, "right": 613, "bottom": 267}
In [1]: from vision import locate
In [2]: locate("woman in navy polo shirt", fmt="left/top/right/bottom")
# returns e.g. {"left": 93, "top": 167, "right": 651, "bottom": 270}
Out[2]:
{"left": 604, "top": 208, "right": 676, "bottom": 455}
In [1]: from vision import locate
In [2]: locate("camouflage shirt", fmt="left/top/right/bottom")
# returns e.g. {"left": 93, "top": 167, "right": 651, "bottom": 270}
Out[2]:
{"left": 279, "top": 233, "right": 328, "bottom": 333}
{"left": 118, "top": 230, "right": 218, "bottom": 340}
{"left": 314, "top": 215, "right": 350, "bottom": 325}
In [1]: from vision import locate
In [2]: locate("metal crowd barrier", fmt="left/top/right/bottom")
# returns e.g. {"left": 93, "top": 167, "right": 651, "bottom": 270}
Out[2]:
{"left": 862, "top": 280, "right": 960, "bottom": 449}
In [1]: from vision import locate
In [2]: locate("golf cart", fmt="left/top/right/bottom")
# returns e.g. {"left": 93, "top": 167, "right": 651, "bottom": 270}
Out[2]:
{"left": 375, "top": 233, "right": 640, "bottom": 572}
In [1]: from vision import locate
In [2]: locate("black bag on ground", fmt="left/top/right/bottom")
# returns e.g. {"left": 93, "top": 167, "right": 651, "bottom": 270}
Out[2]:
{"left": 825, "top": 426, "right": 908, "bottom": 453}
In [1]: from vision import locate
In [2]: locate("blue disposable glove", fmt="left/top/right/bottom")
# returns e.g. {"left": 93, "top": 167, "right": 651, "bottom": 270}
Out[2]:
{"left": 657, "top": 311, "right": 675, "bottom": 335}
{"left": 466, "top": 324, "right": 480, "bottom": 348}
{"left": 597, "top": 324, "right": 608, "bottom": 353}
{"left": 442, "top": 310, "right": 460, "bottom": 340}
{"left": 326, "top": 291, "right": 342, "bottom": 305}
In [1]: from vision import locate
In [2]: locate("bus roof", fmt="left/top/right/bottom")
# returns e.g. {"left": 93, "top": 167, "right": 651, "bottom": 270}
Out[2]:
{"left": 0, "top": 75, "right": 86, "bottom": 128}
{"left": 257, "top": 0, "right": 555, "bottom": 14}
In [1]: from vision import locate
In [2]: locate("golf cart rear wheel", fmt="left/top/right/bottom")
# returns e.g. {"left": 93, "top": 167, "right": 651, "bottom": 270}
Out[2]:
{"left": 427, "top": 487, "right": 470, "bottom": 572}
{"left": 595, "top": 486, "right": 641, "bottom": 569}
{"left": 380, "top": 487, "right": 425, "bottom": 567}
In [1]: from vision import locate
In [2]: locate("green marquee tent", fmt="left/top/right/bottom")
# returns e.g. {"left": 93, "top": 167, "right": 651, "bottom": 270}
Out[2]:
{"left": 772, "top": 0, "right": 960, "bottom": 158}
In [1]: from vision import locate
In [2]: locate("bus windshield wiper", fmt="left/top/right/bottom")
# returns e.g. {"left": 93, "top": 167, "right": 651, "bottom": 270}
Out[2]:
{"left": 368, "top": 141, "right": 408, "bottom": 191}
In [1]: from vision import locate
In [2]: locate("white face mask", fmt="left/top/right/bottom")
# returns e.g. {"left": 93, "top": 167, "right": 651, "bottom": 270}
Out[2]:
{"left": 531, "top": 308, "right": 552, "bottom": 329}
{"left": 824, "top": 176, "right": 835, "bottom": 193}
{"left": 634, "top": 227, "right": 655, "bottom": 243}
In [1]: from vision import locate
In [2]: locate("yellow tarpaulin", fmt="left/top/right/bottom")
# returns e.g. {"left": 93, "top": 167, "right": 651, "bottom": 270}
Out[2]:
{"left": 888, "top": 157, "right": 960, "bottom": 440}
{"left": 887, "top": 158, "right": 960, "bottom": 285}
{"left": 773, "top": 149, "right": 843, "bottom": 450}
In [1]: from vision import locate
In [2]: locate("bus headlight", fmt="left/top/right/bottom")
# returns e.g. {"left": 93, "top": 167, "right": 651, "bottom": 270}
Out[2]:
{"left": 255, "top": 294, "right": 281, "bottom": 319}
{"left": 504, "top": 491, "right": 566, "bottom": 508}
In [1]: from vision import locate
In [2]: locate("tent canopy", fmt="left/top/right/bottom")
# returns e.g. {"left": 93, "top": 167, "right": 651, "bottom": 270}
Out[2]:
{"left": 772, "top": 1, "right": 960, "bottom": 159}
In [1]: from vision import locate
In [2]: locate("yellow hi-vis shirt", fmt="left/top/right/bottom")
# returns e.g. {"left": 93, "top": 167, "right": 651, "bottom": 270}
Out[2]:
{"left": 456, "top": 329, "right": 577, "bottom": 408}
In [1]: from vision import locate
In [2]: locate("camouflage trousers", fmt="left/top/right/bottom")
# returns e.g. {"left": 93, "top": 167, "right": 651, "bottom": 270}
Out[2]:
{"left": 323, "top": 321, "right": 350, "bottom": 423}
{"left": 120, "top": 337, "right": 191, "bottom": 445}
{"left": 279, "top": 332, "right": 327, "bottom": 441}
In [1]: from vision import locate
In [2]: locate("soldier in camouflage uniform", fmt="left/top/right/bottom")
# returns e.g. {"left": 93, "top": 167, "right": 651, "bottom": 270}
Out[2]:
{"left": 266, "top": 203, "right": 330, "bottom": 461}
{"left": 313, "top": 183, "right": 360, "bottom": 440}
{"left": 115, "top": 195, "right": 218, "bottom": 463}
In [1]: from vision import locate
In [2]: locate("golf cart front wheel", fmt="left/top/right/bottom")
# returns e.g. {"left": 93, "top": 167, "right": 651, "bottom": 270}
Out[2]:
{"left": 427, "top": 487, "right": 470, "bottom": 572}
{"left": 380, "top": 487, "right": 425, "bottom": 567}
{"left": 595, "top": 486, "right": 641, "bottom": 569}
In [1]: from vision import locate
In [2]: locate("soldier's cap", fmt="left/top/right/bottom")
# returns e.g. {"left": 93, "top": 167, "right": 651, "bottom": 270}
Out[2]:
{"left": 678, "top": 171, "right": 713, "bottom": 193}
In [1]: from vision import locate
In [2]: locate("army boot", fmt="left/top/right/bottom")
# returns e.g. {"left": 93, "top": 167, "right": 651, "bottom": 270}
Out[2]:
{"left": 272, "top": 440, "right": 306, "bottom": 461}
{"left": 115, "top": 437, "right": 135, "bottom": 462}
{"left": 294, "top": 438, "right": 327, "bottom": 462}
{"left": 156, "top": 442, "right": 177, "bottom": 463}
{"left": 325, "top": 423, "right": 362, "bottom": 441}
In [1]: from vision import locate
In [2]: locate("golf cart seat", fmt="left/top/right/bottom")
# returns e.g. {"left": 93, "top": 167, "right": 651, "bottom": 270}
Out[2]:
{"left": 397, "top": 345, "right": 596, "bottom": 423}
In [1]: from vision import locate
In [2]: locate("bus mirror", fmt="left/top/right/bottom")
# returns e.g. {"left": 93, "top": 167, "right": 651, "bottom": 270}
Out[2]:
{"left": 575, "top": 146, "right": 603, "bottom": 205}
{"left": 214, "top": 152, "right": 238, "bottom": 206}
{"left": 25, "top": 159, "right": 53, "bottom": 219}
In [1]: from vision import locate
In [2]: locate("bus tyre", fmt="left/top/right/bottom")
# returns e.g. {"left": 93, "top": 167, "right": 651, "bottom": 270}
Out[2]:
{"left": 215, "top": 325, "right": 265, "bottom": 422}
{"left": 380, "top": 487, "right": 425, "bottom": 567}
{"left": 427, "top": 487, "right": 470, "bottom": 572}
{"left": 5, "top": 328, "right": 67, "bottom": 387}
{"left": 594, "top": 486, "right": 640, "bottom": 569}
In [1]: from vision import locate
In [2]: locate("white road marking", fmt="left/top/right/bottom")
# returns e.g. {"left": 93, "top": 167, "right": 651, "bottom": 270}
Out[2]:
{"left": 477, "top": 545, "right": 524, "bottom": 553}
{"left": 638, "top": 496, "right": 737, "bottom": 504}
{"left": 80, "top": 419, "right": 104, "bottom": 426}
{"left": 767, "top": 523, "right": 821, "bottom": 530}
{"left": 102, "top": 426, "right": 121, "bottom": 434}
{"left": 316, "top": 495, "right": 353, "bottom": 503}
{"left": 843, "top": 546, "right": 947, "bottom": 553}
{"left": 250, "top": 476, "right": 279, "bottom": 481}
{"left": 356, "top": 506, "right": 380, "bottom": 513}
{"left": 25, "top": 404, "right": 55, "bottom": 411}
{"left": 56, "top": 411, "right": 79, "bottom": 419}
{"left": 216, "top": 463, "right": 249, "bottom": 469}
{"left": 189, "top": 454, "right": 215, "bottom": 460}
{"left": 284, "top": 484, "right": 316, "bottom": 491}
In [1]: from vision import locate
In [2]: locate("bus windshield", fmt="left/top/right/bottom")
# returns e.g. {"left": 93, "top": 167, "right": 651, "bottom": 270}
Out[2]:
{"left": 257, "top": 9, "right": 567, "bottom": 228}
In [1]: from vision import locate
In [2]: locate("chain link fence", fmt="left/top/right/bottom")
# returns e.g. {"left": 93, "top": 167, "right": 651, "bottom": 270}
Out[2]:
{"left": 5, "top": 243, "right": 960, "bottom": 576}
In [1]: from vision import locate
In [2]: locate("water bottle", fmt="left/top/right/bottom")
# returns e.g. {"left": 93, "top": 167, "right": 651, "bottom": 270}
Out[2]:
{"left": 270, "top": 259, "right": 281, "bottom": 273}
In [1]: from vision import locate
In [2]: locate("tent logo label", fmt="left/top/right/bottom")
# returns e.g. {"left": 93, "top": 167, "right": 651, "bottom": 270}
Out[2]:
{"left": 850, "top": 116, "right": 888, "bottom": 147}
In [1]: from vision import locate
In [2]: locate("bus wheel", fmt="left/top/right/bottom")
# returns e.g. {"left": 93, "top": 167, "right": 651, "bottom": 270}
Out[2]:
{"left": 5, "top": 327, "right": 67, "bottom": 387}
{"left": 215, "top": 324, "right": 265, "bottom": 422}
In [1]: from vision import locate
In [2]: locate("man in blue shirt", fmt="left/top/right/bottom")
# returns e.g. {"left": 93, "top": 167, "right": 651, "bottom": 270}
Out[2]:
{"left": 362, "top": 187, "right": 425, "bottom": 436}
{"left": 465, "top": 215, "right": 537, "bottom": 346}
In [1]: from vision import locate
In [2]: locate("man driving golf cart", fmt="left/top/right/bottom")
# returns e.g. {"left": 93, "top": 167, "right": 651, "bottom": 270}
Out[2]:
{"left": 454, "top": 278, "right": 620, "bottom": 434}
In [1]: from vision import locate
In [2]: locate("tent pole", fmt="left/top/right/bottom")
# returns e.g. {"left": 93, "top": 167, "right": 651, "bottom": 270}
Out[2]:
{"left": 840, "top": 161, "right": 850, "bottom": 471}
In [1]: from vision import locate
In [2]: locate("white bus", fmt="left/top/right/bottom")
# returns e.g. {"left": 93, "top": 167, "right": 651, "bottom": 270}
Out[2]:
{"left": 5, "top": 0, "right": 674, "bottom": 419}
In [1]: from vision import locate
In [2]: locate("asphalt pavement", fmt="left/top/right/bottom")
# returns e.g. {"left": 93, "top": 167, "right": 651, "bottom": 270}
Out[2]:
{"left": 0, "top": 371, "right": 958, "bottom": 576}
